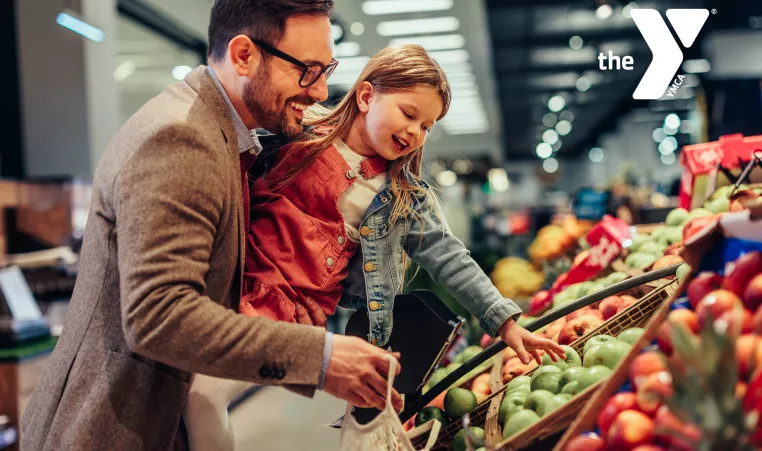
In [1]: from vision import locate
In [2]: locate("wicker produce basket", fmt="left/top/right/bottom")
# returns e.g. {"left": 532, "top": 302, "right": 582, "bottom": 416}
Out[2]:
{"left": 552, "top": 279, "right": 684, "bottom": 451}
{"left": 414, "top": 280, "right": 677, "bottom": 450}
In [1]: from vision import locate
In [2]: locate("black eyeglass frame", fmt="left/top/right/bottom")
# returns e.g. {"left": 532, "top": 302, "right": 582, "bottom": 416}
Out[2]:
{"left": 251, "top": 38, "right": 338, "bottom": 88}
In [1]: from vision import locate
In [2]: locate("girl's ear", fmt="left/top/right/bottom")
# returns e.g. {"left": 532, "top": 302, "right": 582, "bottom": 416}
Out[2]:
{"left": 355, "top": 81, "right": 374, "bottom": 113}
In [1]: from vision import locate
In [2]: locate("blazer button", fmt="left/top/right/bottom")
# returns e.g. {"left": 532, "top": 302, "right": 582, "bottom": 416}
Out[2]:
{"left": 338, "top": 236, "right": 345, "bottom": 245}
{"left": 369, "top": 301, "right": 381, "bottom": 311}
{"left": 360, "top": 226, "right": 372, "bottom": 236}
{"left": 276, "top": 369, "right": 286, "bottom": 379}
{"left": 364, "top": 262, "right": 376, "bottom": 272}
{"left": 327, "top": 257, "right": 335, "bottom": 266}
{"left": 259, "top": 366, "right": 270, "bottom": 378}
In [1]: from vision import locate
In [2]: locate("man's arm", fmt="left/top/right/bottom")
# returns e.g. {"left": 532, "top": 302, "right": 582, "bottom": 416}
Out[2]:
{"left": 114, "top": 124, "right": 325, "bottom": 387}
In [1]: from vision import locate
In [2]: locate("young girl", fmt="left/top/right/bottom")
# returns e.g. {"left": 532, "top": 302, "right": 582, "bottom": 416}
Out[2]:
{"left": 184, "top": 44, "right": 563, "bottom": 450}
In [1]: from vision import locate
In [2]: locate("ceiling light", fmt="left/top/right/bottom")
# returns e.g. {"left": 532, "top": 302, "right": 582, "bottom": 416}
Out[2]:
{"left": 172, "top": 65, "right": 193, "bottom": 81}
{"left": 664, "top": 113, "right": 681, "bottom": 130}
{"left": 436, "top": 170, "right": 458, "bottom": 186}
{"left": 429, "top": 49, "right": 470, "bottom": 65}
{"left": 543, "top": 157, "right": 559, "bottom": 173}
{"left": 576, "top": 76, "right": 591, "bottom": 92}
{"left": 377, "top": 17, "right": 459, "bottom": 36}
{"left": 113, "top": 61, "right": 136, "bottom": 82}
{"left": 596, "top": 4, "right": 614, "bottom": 20}
{"left": 536, "top": 143, "right": 553, "bottom": 159}
{"left": 652, "top": 128, "right": 667, "bottom": 143}
{"left": 551, "top": 139, "right": 563, "bottom": 151}
{"left": 661, "top": 153, "right": 676, "bottom": 165}
{"left": 350, "top": 22, "right": 365, "bottom": 35}
{"left": 548, "top": 95, "right": 566, "bottom": 112}
{"left": 543, "top": 129, "right": 560, "bottom": 145}
{"left": 569, "top": 36, "right": 584, "bottom": 50}
{"left": 333, "top": 41, "right": 361, "bottom": 58}
{"left": 362, "top": 0, "right": 453, "bottom": 15}
{"left": 488, "top": 168, "right": 510, "bottom": 192}
{"left": 589, "top": 147, "right": 605, "bottom": 163}
{"left": 453, "top": 159, "right": 473, "bottom": 174}
{"left": 622, "top": 2, "right": 639, "bottom": 19}
{"left": 659, "top": 139, "right": 678, "bottom": 155}
{"left": 560, "top": 111, "right": 575, "bottom": 122}
{"left": 664, "top": 124, "right": 678, "bottom": 136}
{"left": 682, "top": 59, "right": 711, "bottom": 74}
{"left": 555, "top": 120, "right": 572, "bottom": 136}
{"left": 389, "top": 34, "right": 465, "bottom": 51}
{"left": 542, "top": 113, "right": 558, "bottom": 127}
{"left": 57, "top": 10, "right": 104, "bottom": 42}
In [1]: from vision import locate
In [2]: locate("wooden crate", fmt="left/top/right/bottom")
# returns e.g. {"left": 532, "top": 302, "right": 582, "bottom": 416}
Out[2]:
{"left": 552, "top": 280, "right": 685, "bottom": 451}
{"left": 414, "top": 280, "right": 676, "bottom": 451}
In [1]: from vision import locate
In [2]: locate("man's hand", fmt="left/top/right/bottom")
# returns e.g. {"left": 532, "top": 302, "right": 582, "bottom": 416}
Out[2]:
{"left": 323, "top": 335, "right": 404, "bottom": 412}
{"left": 499, "top": 318, "right": 566, "bottom": 365}
{"left": 294, "top": 296, "right": 327, "bottom": 327}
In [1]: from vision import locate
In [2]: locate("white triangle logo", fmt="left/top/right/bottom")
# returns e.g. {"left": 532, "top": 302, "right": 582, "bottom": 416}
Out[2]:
{"left": 666, "top": 9, "right": 710, "bottom": 48}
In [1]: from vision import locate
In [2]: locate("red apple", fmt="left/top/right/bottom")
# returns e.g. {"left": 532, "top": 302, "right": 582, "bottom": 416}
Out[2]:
{"left": 656, "top": 310, "right": 698, "bottom": 355}
{"left": 600, "top": 296, "right": 624, "bottom": 320}
{"left": 696, "top": 289, "right": 743, "bottom": 329}
{"left": 607, "top": 410, "right": 655, "bottom": 449}
{"left": 564, "top": 433, "right": 605, "bottom": 451}
{"left": 530, "top": 290, "right": 553, "bottom": 315}
{"left": 717, "top": 308, "right": 754, "bottom": 335}
{"left": 722, "top": 251, "right": 762, "bottom": 298}
{"left": 636, "top": 371, "right": 673, "bottom": 415}
{"left": 653, "top": 406, "right": 702, "bottom": 451}
{"left": 743, "top": 274, "right": 762, "bottom": 311}
{"left": 682, "top": 216, "right": 718, "bottom": 243}
{"left": 557, "top": 316, "right": 604, "bottom": 345}
{"left": 686, "top": 271, "right": 723, "bottom": 309}
{"left": 541, "top": 318, "right": 567, "bottom": 339}
{"left": 566, "top": 306, "right": 603, "bottom": 321}
{"left": 598, "top": 392, "right": 640, "bottom": 436}
{"left": 652, "top": 255, "right": 684, "bottom": 274}
{"left": 502, "top": 356, "right": 538, "bottom": 383}
{"left": 630, "top": 352, "right": 668, "bottom": 390}
{"left": 736, "top": 334, "right": 762, "bottom": 379}
{"left": 729, "top": 189, "right": 760, "bottom": 212}
{"left": 617, "top": 296, "right": 639, "bottom": 314}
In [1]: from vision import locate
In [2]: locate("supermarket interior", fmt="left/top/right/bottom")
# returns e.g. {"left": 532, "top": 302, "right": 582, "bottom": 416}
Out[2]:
{"left": 2, "top": 0, "right": 762, "bottom": 450}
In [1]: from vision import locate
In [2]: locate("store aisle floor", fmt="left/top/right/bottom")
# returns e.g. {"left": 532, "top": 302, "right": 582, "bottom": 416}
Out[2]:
{"left": 230, "top": 387, "right": 346, "bottom": 450}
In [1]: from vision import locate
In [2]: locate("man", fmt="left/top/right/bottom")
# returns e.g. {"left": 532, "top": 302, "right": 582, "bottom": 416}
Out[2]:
{"left": 22, "top": 1, "right": 401, "bottom": 449}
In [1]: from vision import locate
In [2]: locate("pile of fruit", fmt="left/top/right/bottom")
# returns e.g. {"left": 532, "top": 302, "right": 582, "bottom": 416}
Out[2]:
{"left": 423, "top": 345, "right": 493, "bottom": 401}
{"left": 529, "top": 271, "right": 633, "bottom": 317}
{"left": 564, "top": 250, "right": 762, "bottom": 450}
{"left": 490, "top": 256, "right": 546, "bottom": 301}
{"left": 528, "top": 216, "right": 592, "bottom": 264}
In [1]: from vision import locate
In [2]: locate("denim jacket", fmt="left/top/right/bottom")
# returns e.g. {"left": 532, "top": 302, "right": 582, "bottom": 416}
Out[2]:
{"left": 252, "top": 134, "right": 522, "bottom": 346}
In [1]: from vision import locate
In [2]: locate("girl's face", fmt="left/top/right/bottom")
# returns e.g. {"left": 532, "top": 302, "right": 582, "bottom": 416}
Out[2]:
{"left": 354, "top": 83, "right": 444, "bottom": 161}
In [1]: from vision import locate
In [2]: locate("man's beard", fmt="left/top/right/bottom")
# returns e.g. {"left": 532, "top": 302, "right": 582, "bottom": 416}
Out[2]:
{"left": 243, "top": 63, "right": 302, "bottom": 139}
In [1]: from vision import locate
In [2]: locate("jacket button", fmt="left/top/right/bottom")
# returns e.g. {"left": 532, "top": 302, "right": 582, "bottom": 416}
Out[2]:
{"left": 259, "top": 366, "right": 270, "bottom": 378}
{"left": 364, "top": 262, "right": 376, "bottom": 272}
{"left": 338, "top": 236, "right": 345, "bottom": 245}
{"left": 327, "top": 257, "right": 335, "bottom": 266}
{"left": 380, "top": 195, "right": 388, "bottom": 203}
{"left": 369, "top": 301, "right": 381, "bottom": 311}
{"left": 276, "top": 369, "right": 286, "bottom": 379}
{"left": 249, "top": 149, "right": 256, "bottom": 155}
{"left": 360, "top": 226, "right": 371, "bottom": 236}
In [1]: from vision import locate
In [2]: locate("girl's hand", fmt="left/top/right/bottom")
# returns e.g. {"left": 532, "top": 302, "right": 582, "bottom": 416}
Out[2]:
{"left": 498, "top": 318, "right": 566, "bottom": 365}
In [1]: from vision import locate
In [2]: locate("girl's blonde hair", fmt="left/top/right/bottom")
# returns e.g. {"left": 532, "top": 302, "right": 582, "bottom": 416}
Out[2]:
{"left": 267, "top": 44, "right": 451, "bottom": 291}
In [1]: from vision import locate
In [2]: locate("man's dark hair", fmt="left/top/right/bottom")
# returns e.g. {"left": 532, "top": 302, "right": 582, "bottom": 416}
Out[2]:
{"left": 208, "top": 0, "right": 334, "bottom": 62}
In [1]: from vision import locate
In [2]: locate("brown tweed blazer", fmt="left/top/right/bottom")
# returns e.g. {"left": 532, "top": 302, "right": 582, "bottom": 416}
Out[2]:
{"left": 21, "top": 66, "right": 326, "bottom": 451}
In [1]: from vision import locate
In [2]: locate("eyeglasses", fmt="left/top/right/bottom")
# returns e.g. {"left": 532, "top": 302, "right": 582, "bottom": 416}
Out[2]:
{"left": 251, "top": 39, "right": 338, "bottom": 88}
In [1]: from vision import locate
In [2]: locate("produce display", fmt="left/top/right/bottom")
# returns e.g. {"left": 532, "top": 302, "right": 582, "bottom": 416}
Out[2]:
{"left": 527, "top": 216, "right": 592, "bottom": 264}
{"left": 563, "top": 247, "right": 762, "bottom": 450}
{"left": 490, "top": 257, "right": 546, "bottom": 301}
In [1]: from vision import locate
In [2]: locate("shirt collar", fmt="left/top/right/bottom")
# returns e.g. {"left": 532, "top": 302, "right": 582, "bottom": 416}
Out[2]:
{"left": 206, "top": 66, "right": 263, "bottom": 155}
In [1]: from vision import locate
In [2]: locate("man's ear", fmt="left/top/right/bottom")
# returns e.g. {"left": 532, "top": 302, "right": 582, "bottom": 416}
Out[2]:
{"left": 355, "top": 81, "right": 374, "bottom": 113}
{"left": 228, "top": 35, "right": 261, "bottom": 77}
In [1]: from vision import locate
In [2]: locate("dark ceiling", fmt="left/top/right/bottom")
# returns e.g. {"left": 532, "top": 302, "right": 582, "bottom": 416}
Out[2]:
{"left": 484, "top": 0, "right": 759, "bottom": 161}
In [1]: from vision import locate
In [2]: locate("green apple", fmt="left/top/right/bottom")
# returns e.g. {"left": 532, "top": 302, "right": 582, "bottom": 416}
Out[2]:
{"left": 506, "top": 375, "right": 531, "bottom": 392}
{"left": 583, "top": 341, "right": 632, "bottom": 369}
{"left": 502, "top": 409, "right": 540, "bottom": 439}
{"left": 454, "top": 346, "right": 483, "bottom": 364}
{"left": 542, "top": 345, "right": 582, "bottom": 370}
{"left": 537, "top": 394, "right": 571, "bottom": 416}
{"left": 617, "top": 328, "right": 645, "bottom": 345}
{"left": 499, "top": 391, "right": 528, "bottom": 424}
{"left": 453, "top": 427, "right": 485, "bottom": 451}
{"left": 446, "top": 362, "right": 462, "bottom": 373}
{"left": 577, "top": 365, "right": 612, "bottom": 392}
{"left": 523, "top": 389, "right": 555, "bottom": 413}
{"left": 507, "top": 385, "right": 531, "bottom": 396}
{"left": 686, "top": 207, "right": 713, "bottom": 222}
{"left": 583, "top": 335, "right": 616, "bottom": 356}
{"left": 530, "top": 365, "right": 562, "bottom": 384}
{"left": 663, "top": 226, "right": 683, "bottom": 244}
{"left": 560, "top": 367, "right": 588, "bottom": 386}
{"left": 666, "top": 208, "right": 689, "bottom": 227}
{"left": 629, "top": 234, "right": 651, "bottom": 252}
{"left": 530, "top": 371, "right": 564, "bottom": 394}
{"left": 560, "top": 380, "right": 579, "bottom": 395}
{"left": 676, "top": 263, "right": 692, "bottom": 284}
{"left": 639, "top": 241, "right": 668, "bottom": 256}
{"left": 604, "top": 271, "right": 629, "bottom": 286}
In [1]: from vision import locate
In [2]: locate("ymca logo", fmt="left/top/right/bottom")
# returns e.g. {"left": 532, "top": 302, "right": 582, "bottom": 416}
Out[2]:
{"left": 598, "top": 9, "right": 710, "bottom": 100}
